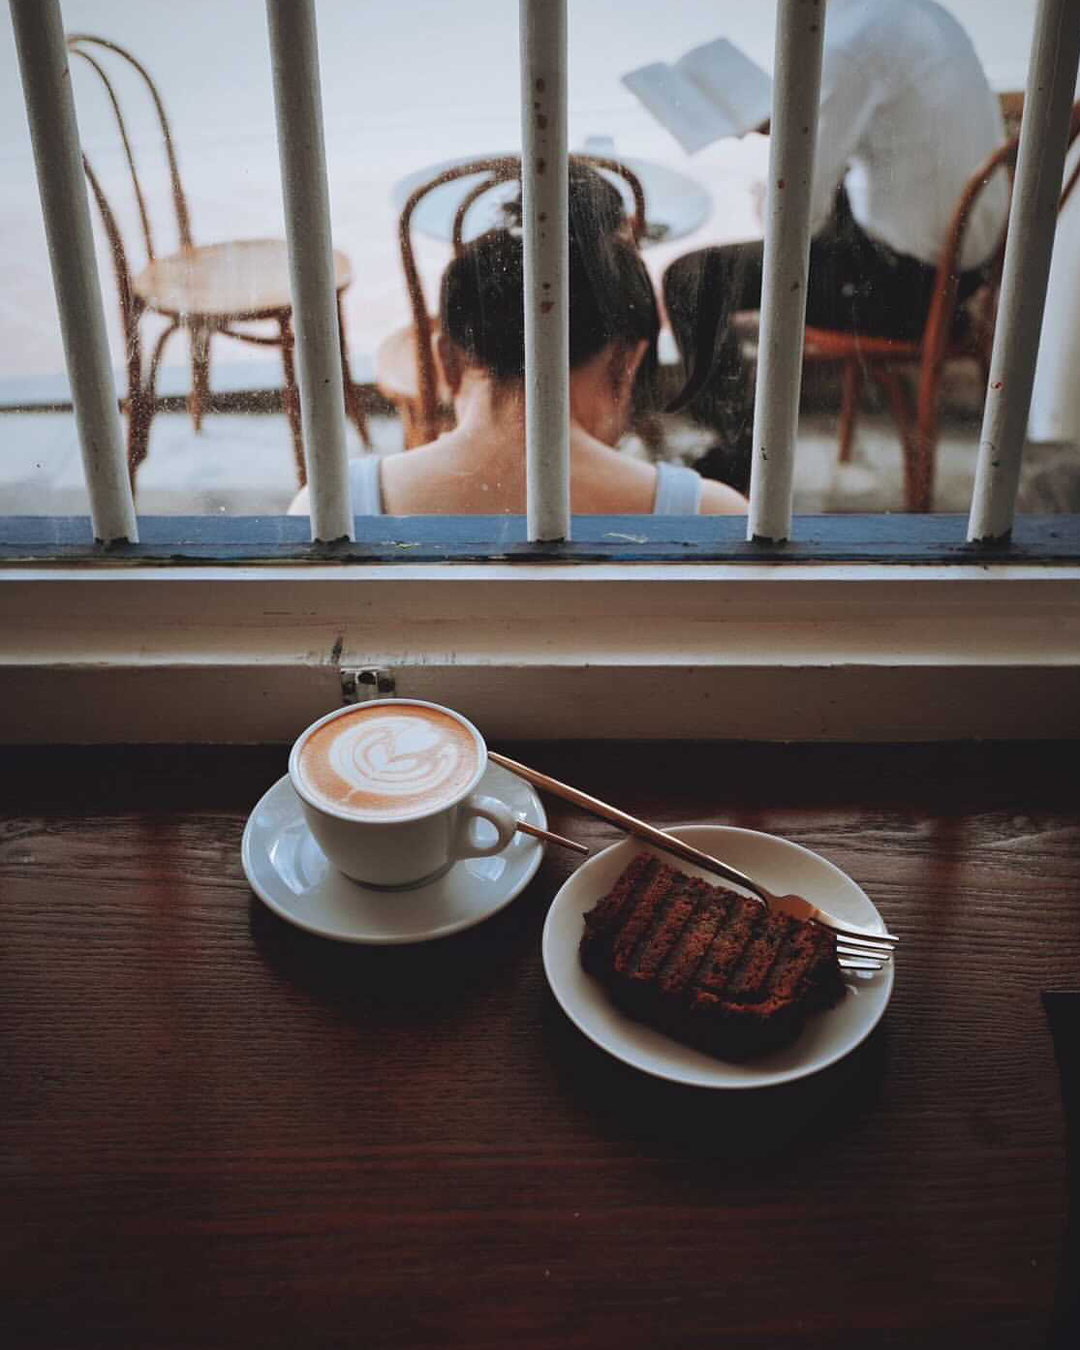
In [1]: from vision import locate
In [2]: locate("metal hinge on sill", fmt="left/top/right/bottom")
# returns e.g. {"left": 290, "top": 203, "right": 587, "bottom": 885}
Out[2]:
{"left": 340, "top": 667, "right": 396, "bottom": 704}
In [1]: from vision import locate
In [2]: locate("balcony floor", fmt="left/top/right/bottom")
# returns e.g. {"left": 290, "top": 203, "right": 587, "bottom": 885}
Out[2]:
{"left": 1, "top": 405, "right": 1076, "bottom": 518}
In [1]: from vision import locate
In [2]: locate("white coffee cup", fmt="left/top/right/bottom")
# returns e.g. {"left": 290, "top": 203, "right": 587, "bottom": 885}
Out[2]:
{"left": 288, "top": 699, "right": 517, "bottom": 889}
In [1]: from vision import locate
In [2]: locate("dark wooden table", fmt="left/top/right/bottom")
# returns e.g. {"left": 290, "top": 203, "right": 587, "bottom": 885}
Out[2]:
{"left": 3, "top": 742, "right": 1078, "bottom": 1349}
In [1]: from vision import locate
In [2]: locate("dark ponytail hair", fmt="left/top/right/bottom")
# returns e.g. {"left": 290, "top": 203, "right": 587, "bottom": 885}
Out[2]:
{"left": 439, "top": 164, "right": 660, "bottom": 398}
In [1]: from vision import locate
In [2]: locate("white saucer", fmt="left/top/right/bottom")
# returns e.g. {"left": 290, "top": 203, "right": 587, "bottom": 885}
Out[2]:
{"left": 542, "top": 824, "right": 895, "bottom": 1090}
{"left": 243, "top": 762, "right": 546, "bottom": 944}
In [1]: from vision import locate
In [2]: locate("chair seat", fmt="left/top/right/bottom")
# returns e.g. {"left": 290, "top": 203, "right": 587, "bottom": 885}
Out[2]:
{"left": 803, "top": 320, "right": 986, "bottom": 365}
{"left": 134, "top": 239, "right": 352, "bottom": 321}
{"left": 735, "top": 316, "right": 985, "bottom": 365}
{"left": 374, "top": 320, "right": 451, "bottom": 404}
{"left": 803, "top": 326, "right": 923, "bottom": 361}
{"left": 733, "top": 312, "right": 927, "bottom": 362}
{"left": 374, "top": 321, "right": 454, "bottom": 448}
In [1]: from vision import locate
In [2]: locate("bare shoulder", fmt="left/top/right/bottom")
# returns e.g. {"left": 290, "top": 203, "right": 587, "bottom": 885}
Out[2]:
{"left": 571, "top": 436, "right": 658, "bottom": 513}
{"left": 378, "top": 437, "right": 455, "bottom": 509}
{"left": 698, "top": 477, "right": 749, "bottom": 515}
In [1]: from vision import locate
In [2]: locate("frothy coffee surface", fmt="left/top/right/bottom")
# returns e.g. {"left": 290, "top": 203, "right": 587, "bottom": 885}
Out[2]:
{"left": 296, "top": 704, "right": 480, "bottom": 819}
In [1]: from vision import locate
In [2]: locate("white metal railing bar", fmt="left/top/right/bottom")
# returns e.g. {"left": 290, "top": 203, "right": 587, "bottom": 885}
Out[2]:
{"left": 520, "top": 0, "right": 570, "bottom": 542}
{"left": 10, "top": 0, "right": 138, "bottom": 545}
{"left": 747, "top": 0, "right": 825, "bottom": 544}
{"left": 265, "top": 0, "right": 353, "bottom": 544}
{"left": 968, "top": 0, "right": 1080, "bottom": 542}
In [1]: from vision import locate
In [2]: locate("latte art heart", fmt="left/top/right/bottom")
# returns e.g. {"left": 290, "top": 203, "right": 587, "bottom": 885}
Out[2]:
{"left": 330, "top": 716, "right": 463, "bottom": 798}
{"left": 297, "top": 704, "right": 481, "bottom": 820}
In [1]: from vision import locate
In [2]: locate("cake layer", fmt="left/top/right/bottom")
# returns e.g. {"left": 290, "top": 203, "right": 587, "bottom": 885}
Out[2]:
{"left": 580, "top": 854, "right": 845, "bottom": 1059}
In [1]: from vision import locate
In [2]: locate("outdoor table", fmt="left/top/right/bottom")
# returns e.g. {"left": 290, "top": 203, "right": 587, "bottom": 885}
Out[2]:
{"left": 2, "top": 740, "right": 1077, "bottom": 1348}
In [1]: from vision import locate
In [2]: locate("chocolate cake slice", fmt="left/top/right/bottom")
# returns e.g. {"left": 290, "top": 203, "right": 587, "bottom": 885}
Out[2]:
{"left": 580, "top": 853, "right": 845, "bottom": 1059}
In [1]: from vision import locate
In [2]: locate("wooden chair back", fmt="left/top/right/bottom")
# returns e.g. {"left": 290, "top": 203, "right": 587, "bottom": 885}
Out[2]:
{"left": 885, "top": 139, "right": 1013, "bottom": 371}
{"left": 399, "top": 153, "right": 647, "bottom": 446}
{"left": 902, "top": 98, "right": 1080, "bottom": 416}
{"left": 66, "top": 34, "right": 192, "bottom": 269}
{"left": 65, "top": 33, "right": 194, "bottom": 390}
{"left": 802, "top": 105, "right": 1080, "bottom": 510}
{"left": 1056, "top": 103, "right": 1080, "bottom": 212}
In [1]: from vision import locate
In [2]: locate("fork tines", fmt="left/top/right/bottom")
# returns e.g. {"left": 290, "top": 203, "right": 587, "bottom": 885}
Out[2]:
{"left": 836, "top": 933, "right": 895, "bottom": 958}
{"left": 837, "top": 936, "right": 894, "bottom": 971}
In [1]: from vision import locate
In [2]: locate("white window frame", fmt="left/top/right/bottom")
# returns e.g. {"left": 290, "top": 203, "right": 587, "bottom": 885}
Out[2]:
{"left": 3, "top": 559, "right": 1079, "bottom": 743}
{"left": 4, "top": 0, "right": 1080, "bottom": 745}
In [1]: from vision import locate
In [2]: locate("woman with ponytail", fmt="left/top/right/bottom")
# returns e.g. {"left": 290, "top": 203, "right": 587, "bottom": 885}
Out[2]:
{"left": 290, "top": 165, "right": 747, "bottom": 517}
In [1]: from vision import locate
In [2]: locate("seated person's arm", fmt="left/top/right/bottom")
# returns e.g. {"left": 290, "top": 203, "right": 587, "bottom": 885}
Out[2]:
{"left": 700, "top": 479, "right": 750, "bottom": 515}
{"left": 806, "top": 40, "right": 876, "bottom": 234}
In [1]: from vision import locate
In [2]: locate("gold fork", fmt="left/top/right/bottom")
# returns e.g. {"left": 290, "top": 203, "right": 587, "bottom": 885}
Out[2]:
{"left": 489, "top": 751, "right": 897, "bottom": 965}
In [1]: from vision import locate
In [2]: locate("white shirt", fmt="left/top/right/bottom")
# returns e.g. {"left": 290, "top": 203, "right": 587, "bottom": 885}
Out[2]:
{"left": 812, "top": 0, "right": 1009, "bottom": 271}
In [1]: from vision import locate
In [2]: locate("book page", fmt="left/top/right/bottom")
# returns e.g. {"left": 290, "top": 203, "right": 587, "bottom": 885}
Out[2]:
{"left": 677, "top": 38, "right": 772, "bottom": 138}
{"left": 622, "top": 62, "right": 737, "bottom": 155}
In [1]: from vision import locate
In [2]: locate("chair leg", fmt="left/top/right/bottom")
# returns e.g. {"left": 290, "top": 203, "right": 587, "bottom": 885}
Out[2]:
{"left": 874, "top": 368, "right": 921, "bottom": 511}
{"left": 123, "top": 332, "right": 145, "bottom": 489}
{"left": 127, "top": 388, "right": 152, "bottom": 485}
{"left": 838, "top": 359, "right": 863, "bottom": 463}
{"left": 337, "top": 293, "right": 371, "bottom": 449}
{"left": 188, "top": 322, "right": 211, "bottom": 433}
{"left": 279, "top": 314, "right": 307, "bottom": 488}
{"left": 912, "top": 365, "right": 944, "bottom": 514}
{"left": 399, "top": 399, "right": 424, "bottom": 450}
{"left": 128, "top": 318, "right": 179, "bottom": 488}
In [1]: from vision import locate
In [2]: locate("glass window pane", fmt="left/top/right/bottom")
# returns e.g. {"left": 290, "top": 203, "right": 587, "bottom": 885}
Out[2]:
{"left": 6, "top": 1, "right": 1075, "bottom": 531}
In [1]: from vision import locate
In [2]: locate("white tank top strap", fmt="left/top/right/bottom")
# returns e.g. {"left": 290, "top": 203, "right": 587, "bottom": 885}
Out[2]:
{"left": 348, "top": 455, "right": 384, "bottom": 516}
{"left": 652, "top": 461, "right": 703, "bottom": 514}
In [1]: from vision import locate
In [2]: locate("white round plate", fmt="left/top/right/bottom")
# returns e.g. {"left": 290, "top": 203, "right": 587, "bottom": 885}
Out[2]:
{"left": 242, "top": 763, "right": 545, "bottom": 944}
{"left": 542, "top": 825, "right": 895, "bottom": 1089}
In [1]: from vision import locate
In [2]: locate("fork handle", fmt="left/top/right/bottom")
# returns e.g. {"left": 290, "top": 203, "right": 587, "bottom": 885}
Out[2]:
{"left": 489, "top": 751, "right": 767, "bottom": 895}
{"left": 489, "top": 751, "right": 898, "bottom": 944}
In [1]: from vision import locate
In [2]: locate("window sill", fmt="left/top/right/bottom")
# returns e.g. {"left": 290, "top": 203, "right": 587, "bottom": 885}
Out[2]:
{"left": 3, "top": 512, "right": 1080, "bottom": 563}
{"left": 3, "top": 515, "right": 1079, "bottom": 743}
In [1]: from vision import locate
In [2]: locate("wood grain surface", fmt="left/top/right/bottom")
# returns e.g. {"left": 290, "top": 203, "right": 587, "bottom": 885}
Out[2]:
{"left": 2, "top": 742, "right": 1078, "bottom": 1350}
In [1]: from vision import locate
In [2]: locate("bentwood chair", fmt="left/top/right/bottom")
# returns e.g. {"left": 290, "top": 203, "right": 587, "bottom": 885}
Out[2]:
{"left": 375, "top": 154, "right": 647, "bottom": 449}
{"left": 66, "top": 34, "right": 370, "bottom": 490}
{"left": 798, "top": 102, "right": 1080, "bottom": 512}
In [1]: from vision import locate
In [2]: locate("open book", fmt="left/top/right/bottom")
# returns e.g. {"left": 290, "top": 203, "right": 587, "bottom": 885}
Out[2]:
{"left": 622, "top": 38, "right": 772, "bottom": 155}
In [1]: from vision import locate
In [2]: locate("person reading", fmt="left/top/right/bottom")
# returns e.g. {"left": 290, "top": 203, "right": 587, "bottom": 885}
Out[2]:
{"left": 290, "top": 169, "right": 747, "bottom": 518}
{"left": 660, "top": 0, "right": 1010, "bottom": 491}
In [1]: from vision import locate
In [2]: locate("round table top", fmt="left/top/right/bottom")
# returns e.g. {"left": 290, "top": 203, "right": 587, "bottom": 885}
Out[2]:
{"left": 134, "top": 239, "right": 353, "bottom": 320}
{"left": 393, "top": 153, "right": 713, "bottom": 247}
